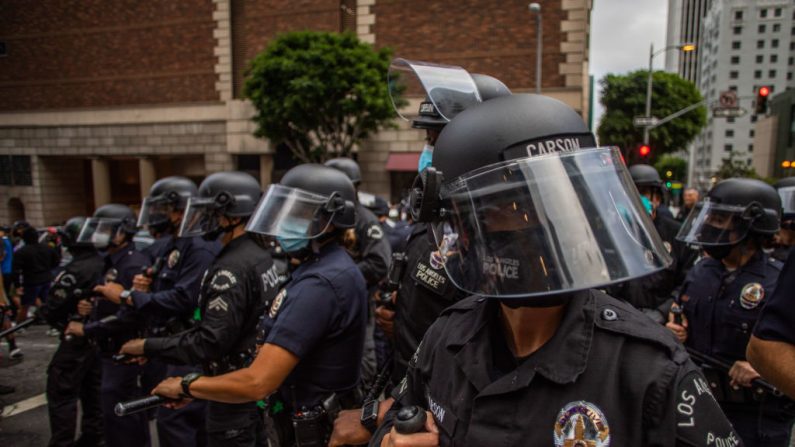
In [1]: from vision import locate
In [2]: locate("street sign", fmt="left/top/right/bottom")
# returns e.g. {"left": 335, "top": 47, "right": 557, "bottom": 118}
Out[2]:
{"left": 633, "top": 116, "right": 659, "bottom": 127}
{"left": 713, "top": 108, "right": 747, "bottom": 118}
{"left": 719, "top": 90, "right": 738, "bottom": 109}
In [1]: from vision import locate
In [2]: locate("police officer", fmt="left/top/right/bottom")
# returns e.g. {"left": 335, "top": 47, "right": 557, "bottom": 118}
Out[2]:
{"left": 65, "top": 204, "right": 150, "bottom": 447}
{"left": 606, "top": 164, "right": 694, "bottom": 323}
{"left": 666, "top": 178, "right": 791, "bottom": 446}
{"left": 121, "top": 171, "right": 278, "bottom": 446}
{"left": 152, "top": 164, "right": 368, "bottom": 447}
{"left": 371, "top": 94, "right": 738, "bottom": 446}
{"left": 769, "top": 176, "right": 795, "bottom": 261}
{"left": 42, "top": 217, "right": 105, "bottom": 447}
{"left": 130, "top": 176, "right": 220, "bottom": 447}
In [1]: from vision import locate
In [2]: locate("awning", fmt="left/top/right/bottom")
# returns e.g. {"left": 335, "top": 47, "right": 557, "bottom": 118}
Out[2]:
{"left": 386, "top": 152, "right": 421, "bottom": 172}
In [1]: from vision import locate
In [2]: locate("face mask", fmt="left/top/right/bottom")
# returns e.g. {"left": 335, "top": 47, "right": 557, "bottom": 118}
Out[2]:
{"left": 276, "top": 236, "right": 310, "bottom": 253}
{"left": 482, "top": 228, "right": 548, "bottom": 296}
{"left": 276, "top": 217, "right": 312, "bottom": 254}
{"left": 418, "top": 144, "right": 434, "bottom": 173}
{"left": 640, "top": 195, "right": 653, "bottom": 216}
{"left": 91, "top": 232, "right": 110, "bottom": 248}
{"left": 703, "top": 244, "right": 735, "bottom": 261}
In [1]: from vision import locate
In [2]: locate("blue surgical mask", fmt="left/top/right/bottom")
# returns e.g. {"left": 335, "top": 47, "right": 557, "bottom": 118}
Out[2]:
{"left": 640, "top": 195, "right": 653, "bottom": 215}
{"left": 276, "top": 217, "right": 311, "bottom": 254}
{"left": 276, "top": 236, "right": 310, "bottom": 253}
{"left": 418, "top": 144, "right": 434, "bottom": 172}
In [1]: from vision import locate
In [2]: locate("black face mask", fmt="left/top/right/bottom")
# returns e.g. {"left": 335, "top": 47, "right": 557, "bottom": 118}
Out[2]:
{"left": 485, "top": 228, "right": 550, "bottom": 296}
{"left": 202, "top": 220, "right": 239, "bottom": 241}
{"left": 703, "top": 244, "right": 736, "bottom": 261}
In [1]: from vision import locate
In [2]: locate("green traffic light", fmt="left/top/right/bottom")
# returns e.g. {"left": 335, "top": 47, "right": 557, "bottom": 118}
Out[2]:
{"left": 665, "top": 181, "right": 672, "bottom": 188}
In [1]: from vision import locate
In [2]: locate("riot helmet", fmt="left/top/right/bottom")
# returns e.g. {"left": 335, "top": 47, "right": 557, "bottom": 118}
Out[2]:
{"left": 774, "top": 176, "right": 795, "bottom": 222}
{"left": 137, "top": 176, "right": 198, "bottom": 233}
{"left": 410, "top": 94, "right": 671, "bottom": 300}
{"left": 629, "top": 164, "right": 666, "bottom": 215}
{"left": 11, "top": 220, "right": 31, "bottom": 240}
{"left": 178, "top": 171, "right": 261, "bottom": 239}
{"left": 677, "top": 178, "right": 781, "bottom": 252}
{"left": 78, "top": 204, "right": 138, "bottom": 249}
{"left": 59, "top": 216, "right": 92, "bottom": 249}
{"left": 246, "top": 164, "right": 356, "bottom": 255}
{"left": 324, "top": 158, "right": 362, "bottom": 186}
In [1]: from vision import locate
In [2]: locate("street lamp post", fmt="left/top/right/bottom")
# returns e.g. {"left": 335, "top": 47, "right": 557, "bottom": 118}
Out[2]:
{"left": 643, "top": 42, "right": 696, "bottom": 145}
{"left": 529, "top": 3, "right": 542, "bottom": 94}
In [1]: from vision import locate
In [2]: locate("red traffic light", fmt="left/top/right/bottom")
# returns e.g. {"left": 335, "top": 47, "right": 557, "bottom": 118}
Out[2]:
{"left": 639, "top": 145, "right": 651, "bottom": 157}
{"left": 759, "top": 86, "right": 770, "bottom": 97}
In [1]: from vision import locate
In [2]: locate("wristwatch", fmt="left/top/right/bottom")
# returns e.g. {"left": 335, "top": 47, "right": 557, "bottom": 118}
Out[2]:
{"left": 181, "top": 372, "right": 203, "bottom": 398}
{"left": 360, "top": 398, "right": 380, "bottom": 433}
{"left": 120, "top": 290, "right": 133, "bottom": 307}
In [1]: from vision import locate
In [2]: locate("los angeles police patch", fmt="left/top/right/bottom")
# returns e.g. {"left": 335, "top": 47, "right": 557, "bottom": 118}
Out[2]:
{"left": 210, "top": 270, "right": 237, "bottom": 292}
{"left": 269, "top": 289, "right": 286, "bottom": 319}
{"left": 366, "top": 224, "right": 384, "bottom": 240}
{"left": 553, "top": 401, "right": 611, "bottom": 447}
{"left": 167, "top": 249, "right": 180, "bottom": 269}
{"left": 739, "top": 283, "right": 764, "bottom": 309}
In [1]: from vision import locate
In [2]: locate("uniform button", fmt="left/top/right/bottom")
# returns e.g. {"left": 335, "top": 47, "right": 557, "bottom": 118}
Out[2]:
{"left": 601, "top": 308, "right": 618, "bottom": 321}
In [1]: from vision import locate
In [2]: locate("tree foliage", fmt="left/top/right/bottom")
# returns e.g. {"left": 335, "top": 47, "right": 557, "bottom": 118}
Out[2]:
{"left": 597, "top": 70, "right": 707, "bottom": 162}
{"left": 654, "top": 154, "right": 688, "bottom": 181}
{"left": 715, "top": 150, "right": 761, "bottom": 181}
{"left": 244, "top": 31, "right": 398, "bottom": 163}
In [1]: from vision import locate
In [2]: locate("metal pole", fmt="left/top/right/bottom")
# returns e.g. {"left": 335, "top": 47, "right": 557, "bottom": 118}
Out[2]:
{"left": 529, "top": 3, "right": 542, "bottom": 94}
{"left": 644, "top": 42, "right": 654, "bottom": 145}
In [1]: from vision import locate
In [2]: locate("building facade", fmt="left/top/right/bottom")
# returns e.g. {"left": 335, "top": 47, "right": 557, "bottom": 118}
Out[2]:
{"left": 689, "top": 0, "right": 794, "bottom": 189}
{"left": 0, "top": 0, "right": 592, "bottom": 226}
{"left": 665, "top": 0, "right": 712, "bottom": 84}
{"left": 752, "top": 88, "right": 795, "bottom": 178}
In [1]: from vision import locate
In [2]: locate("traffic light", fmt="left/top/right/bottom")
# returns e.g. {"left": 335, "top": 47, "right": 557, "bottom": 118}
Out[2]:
{"left": 755, "top": 86, "right": 771, "bottom": 114}
{"left": 639, "top": 145, "right": 651, "bottom": 158}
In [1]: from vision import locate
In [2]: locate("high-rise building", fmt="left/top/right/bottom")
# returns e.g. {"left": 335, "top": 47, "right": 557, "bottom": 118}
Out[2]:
{"left": 689, "top": 0, "right": 793, "bottom": 189}
{"left": 665, "top": 0, "right": 712, "bottom": 84}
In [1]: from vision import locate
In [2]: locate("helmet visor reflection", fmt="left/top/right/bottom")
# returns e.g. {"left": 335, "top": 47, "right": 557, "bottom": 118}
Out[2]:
{"left": 245, "top": 184, "right": 333, "bottom": 240}
{"left": 676, "top": 201, "right": 753, "bottom": 246}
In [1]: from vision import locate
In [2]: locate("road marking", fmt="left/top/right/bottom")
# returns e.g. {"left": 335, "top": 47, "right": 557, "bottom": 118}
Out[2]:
{"left": 1, "top": 393, "right": 47, "bottom": 417}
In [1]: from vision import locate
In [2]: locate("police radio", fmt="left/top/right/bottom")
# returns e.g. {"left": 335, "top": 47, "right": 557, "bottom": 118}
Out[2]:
{"left": 142, "top": 257, "right": 164, "bottom": 279}
{"left": 376, "top": 252, "right": 407, "bottom": 310}
{"left": 409, "top": 167, "right": 444, "bottom": 222}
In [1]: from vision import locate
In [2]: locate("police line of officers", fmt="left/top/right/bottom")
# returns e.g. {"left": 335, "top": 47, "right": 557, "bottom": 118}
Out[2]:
{"left": 34, "top": 62, "right": 795, "bottom": 447}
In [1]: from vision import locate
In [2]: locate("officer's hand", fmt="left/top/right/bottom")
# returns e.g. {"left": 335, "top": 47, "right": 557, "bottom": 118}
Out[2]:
{"left": 120, "top": 338, "right": 146, "bottom": 356}
{"left": 132, "top": 274, "right": 152, "bottom": 293}
{"left": 153, "top": 376, "right": 191, "bottom": 409}
{"left": 375, "top": 305, "right": 396, "bottom": 338}
{"left": 328, "top": 409, "right": 372, "bottom": 446}
{"left": 94, "top": 283, "right": 124, "bottom": 304}
{"left": 665, "top": 311, "right": 688, "bottom": 343}
{"left": 65, "top": 321, "right": 84, "bottom": 337}
{"left": 728, "top": 360, "right": 761, "bottom": 388}
{"left": 381, "top": 411, "right": 439, "bottom": 447}
{"left": 77, "top": 299, "right": 93, "bottom": 316}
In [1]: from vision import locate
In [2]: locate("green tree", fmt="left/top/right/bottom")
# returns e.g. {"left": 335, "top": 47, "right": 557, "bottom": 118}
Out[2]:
{"left": 244, "top": 31, "right": 398, "bottom": 163}
{"left": 654, "top": 154, "right": 687, "bottom": 181}
{"left": 597, "top": 70, "right": 707, "bottom": 162}
{"left": 715, "top": 150, "right": 760, "bottom": 180}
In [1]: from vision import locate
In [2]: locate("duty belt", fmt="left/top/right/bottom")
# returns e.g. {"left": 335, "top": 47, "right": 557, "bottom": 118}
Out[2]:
{"left": 205, "top": 350, "right": 254, "bottom": 376}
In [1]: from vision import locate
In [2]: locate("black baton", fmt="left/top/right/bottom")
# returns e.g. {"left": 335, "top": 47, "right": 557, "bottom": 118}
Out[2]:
{"left": 115, "top": 395, "right": 170, "bottom": 416}
{"left": 394, "top": 406, "right": 427, "bottom": 434}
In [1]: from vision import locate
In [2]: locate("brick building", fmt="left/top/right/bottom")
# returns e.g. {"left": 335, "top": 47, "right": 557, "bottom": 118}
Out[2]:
{"left": 0, "top": 0, "right": 592, "bottom": 226}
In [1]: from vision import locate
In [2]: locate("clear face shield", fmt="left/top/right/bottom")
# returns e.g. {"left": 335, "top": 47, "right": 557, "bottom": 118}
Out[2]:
{"left": 428, "top": 147, "right": 672, "bottom": 298}
{"left": 779, "top": 186, "right": 795, "bottom": 224}
{"left": 76, "top": 218, "right": 122, "bottom": 249}
{"left": 388, "top": 58, "right": 481, "bottom": 123}
{"left": 676, "top": 201, "right": 755, "bottom": 246}
{"left": 137, "top": 196, "right": 175, "bottom": 230}
{"left": 245, "top": 184, "right": 337, "bottom": 251}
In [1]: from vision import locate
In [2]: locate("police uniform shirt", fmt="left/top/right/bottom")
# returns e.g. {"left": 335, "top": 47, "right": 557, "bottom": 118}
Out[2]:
{"left": 353, "top": 204, "right": 392, "bottom": 286}
{"left": 258, "top": 242, "right": 367, "bottom": 410}
{"left": 680, "top": 252, "right": 782, "bottom": 363}
{"left": 140, "top": 235, "right": 171, "bottom": 264}
{"left": 43, "top": 249, "right": 104, "bottom": 331}
{"left": 143, "top": 233, "right": 279, "bottom": 370}
{"left": 130, "top": 235, "right": 220, "bottom": 317}
{"left": 753, "top": 247, "right": 795, "bottom": 343}
{"left": 372, "top": 291, "right": 740, "bottom": 446}
{"left": 393, "top": 224, "right": 465, "bottom": 384}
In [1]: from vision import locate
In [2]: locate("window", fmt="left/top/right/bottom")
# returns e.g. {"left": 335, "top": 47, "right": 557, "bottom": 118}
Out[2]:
{"left": 792, "top": 26, "right": 795, "bottom": 35}
{"left": 755, "top": 70, "right": 762, "bottom": 79}
{"left": 789, "top": 57, "right": 794, "bottom": 65}
{"left": 757, "top": 40, "right": 765, "bottom": 49}
{"left": 724, "top": 144, "right": 733, "bottom": 152}
{"left": 775, "top": 7, "right": 782, "bottom": 17}
{"left": 773, "top": 39, "right": 780, "bottom": 48}
{"left": 726, "top": 129, "right": 735, "bottom": 137}
{"left": 748, "top": 144, "right": 754, "bottom": 153}
{"left": 774, "top": 23, "right": 781, "bottom": 32}
{"left": 789, "top": 72, "right": 793, "bottom": 80}
{"left": 733, "top": 41, "right": 742, "bottom": 49}
{"left": 770, "top": 69, "right": 777, "bottom": 78}
{"left": 751, "top": 115, "right": 758, "bottom": 123}
{"left": 757, "top": 54, "right": 764, "bottom": 63}
{"left": 0, "top": 155, "right": 32, "bottom": 186}
{"left": 791, "top": 41, "right": 795, "bottom": 50}
{"left": 730, "top": 71, "right": 739, "bottom": 79}
{"left": 729, "top": 85, "right": 738, "bottom": 91}
{"left": 759, "top": 24, "right": 767, "bottom": 33}
{"left": 735, "top": 10, "right": 743, "bottom": 20}
{"left": 771, "top": 54, "right": 778, "bottom": 63}
{"left": 727, "top": 117, "right": 736, "bottom": 124}
{"left": 731, "top": 56, "right": 740, "bottom": 64}
{"left": 734, "top": 26, "right": 742, "bottom": 34}
{"left": 760, "top": 8, "right": 768, "bottom": 18}
{"left": 749, "top": 129, "right": 755, "bottom": 138}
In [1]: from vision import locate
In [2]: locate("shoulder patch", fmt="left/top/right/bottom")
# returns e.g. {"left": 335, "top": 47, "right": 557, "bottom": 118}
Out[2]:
{"left": 56, "top": 272, "right": 77, "bottom": 288}
{"left": 675, "top": 370, "right": 741, "bottom": 446}
{"left": 207, "top": 296, "right": 229, "bottom": 313}
{"left": 366, "top": 224, "right": 384, "bottom": 240}
{"left": 269, "top": 289, "right": 287, "bottom": 319}
{"left": 210, "top": 270, "right": 238, "bottom": 292}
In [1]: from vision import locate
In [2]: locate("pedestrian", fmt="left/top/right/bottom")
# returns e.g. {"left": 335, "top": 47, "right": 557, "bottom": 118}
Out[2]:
{"left": 121, "top": 171, "right": 279, "bottom": 446}
{"left": 666, "top": 178, "right": 791, "bottom": 446}
{"left": 12, "top": 225, "right": 59, "bottom": 326}
{"left": 371, "top": 93, "right": 739, "bottom": 446}
{"left": 152, "top": 164, "right": 368, "bottom": 447}
{"left": 769, "top": 177, "right": 795, "bottom": 261}
{"left": 677, "top": 187, "right": 700, "bottom": 221}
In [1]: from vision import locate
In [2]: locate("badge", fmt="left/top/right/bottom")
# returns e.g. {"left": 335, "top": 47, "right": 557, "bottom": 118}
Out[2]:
{"left": 366, "top": 224, "right": 384, "bottom": 240}
{"left": 553, "top": 401, "right": 611, "bottom": 447}
{"left": 210, "top": 270, "right": 238, "bottom": 292}
{"left": 167, "top": 249, "right": 180, "bottom": 269}
{"left": 105, "top": 268, "right": 118, "bottom": 283}
{"left": 269, "top": 289, "right": 286, "bottom": 319}
{"left": 207, "top": 297, "right": 229, "bottom": 313}
{"left": 663, "top": 241, "right": 672, "bottom": 254}
{"left": 429, "top": 251, "right": 445, "bottom": 270}
{"left": 739, "top": 283, "right": 765, "bottom": 309}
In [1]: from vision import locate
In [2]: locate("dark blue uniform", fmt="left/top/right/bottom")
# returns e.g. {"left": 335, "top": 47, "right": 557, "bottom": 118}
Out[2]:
{"left": 680, "top": 252, "right": 791, "bottom": 446}
{"left": 83, "top": 245, "right": 150, "bottom": 447}
{"left": 754, "top": 248, "right": 795, "bottom": 343}
{"left": 258, "top": 242, "right": 367, "bottom": 413}
{"left": 131, "top": 235, "right": 220, "bottom": 447}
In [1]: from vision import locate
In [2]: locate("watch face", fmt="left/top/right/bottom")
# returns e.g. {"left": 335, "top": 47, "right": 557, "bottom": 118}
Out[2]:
{"left": 362, "top": 400, "right": 379, "bottom": 419}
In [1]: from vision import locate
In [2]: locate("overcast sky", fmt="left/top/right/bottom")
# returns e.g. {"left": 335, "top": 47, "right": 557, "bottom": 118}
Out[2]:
{"left": 589, "top": 0, "right": 669, "bottom": 127}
